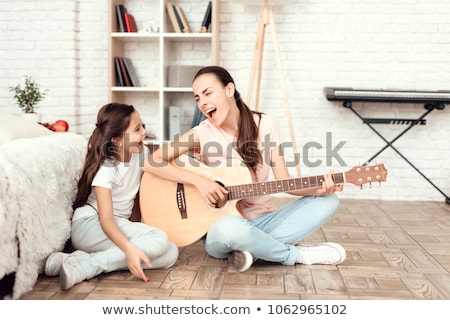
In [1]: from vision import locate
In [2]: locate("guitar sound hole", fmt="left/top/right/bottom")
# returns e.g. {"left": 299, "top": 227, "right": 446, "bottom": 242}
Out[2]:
{"left": 215, "top": 198, "right": 227, "bottom": 209}
{"left": 214, "top": 180, "right": 228, "bottom": 209}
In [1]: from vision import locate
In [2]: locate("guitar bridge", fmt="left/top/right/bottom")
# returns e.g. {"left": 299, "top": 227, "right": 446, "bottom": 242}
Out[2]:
{"left": 176, "top": 183, "right": 187, "bottom": 219}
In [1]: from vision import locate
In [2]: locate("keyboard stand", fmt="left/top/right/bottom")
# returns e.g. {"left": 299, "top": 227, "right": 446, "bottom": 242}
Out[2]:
{"left": 330, "top": 93, "right": 449, "bottom": 204}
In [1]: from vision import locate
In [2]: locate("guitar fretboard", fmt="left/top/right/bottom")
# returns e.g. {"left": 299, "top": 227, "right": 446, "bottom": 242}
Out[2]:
{"left": 226, "top": 173, "right": 345, "bottom": 200}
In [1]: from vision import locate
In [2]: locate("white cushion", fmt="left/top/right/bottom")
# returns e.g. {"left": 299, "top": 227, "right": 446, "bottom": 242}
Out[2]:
{"left": 0, "top": 109, "right": 53, "bottom": 145}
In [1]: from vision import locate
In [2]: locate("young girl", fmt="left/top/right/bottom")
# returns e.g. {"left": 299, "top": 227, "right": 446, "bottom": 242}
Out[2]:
{"left": 144, "top": 66, "right": 346, "bottom": 272}
{"left": 45, "top": 103, "right": 178, "bottom": 290}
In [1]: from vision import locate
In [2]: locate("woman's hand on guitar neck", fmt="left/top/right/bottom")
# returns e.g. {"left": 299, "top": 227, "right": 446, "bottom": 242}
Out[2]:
{"left": 316, "top": 170, "right": 344, "bottom": 195}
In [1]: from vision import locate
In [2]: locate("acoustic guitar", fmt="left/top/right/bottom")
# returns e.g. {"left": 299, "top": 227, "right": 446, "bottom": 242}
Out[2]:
{"left": 140, "top": 154, "right": 387, "bottom": 247}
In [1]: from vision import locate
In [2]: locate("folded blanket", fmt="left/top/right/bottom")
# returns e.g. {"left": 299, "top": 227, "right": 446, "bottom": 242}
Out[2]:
{"left": 0, "top": 133, "right": 87, "bottom": 299}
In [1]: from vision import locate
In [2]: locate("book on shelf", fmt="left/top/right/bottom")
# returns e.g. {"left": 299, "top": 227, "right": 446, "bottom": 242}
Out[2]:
{"left": 114, "top": 57, "right": 124, "bottom": 86}
{"left": 122, "top": 57, "right": 140, "bottom": 87}
{"left": 172, "top": 4, "right": 185, "bottom": 33}
{"left": 166, "top": 2, "right": 182, "bottom": 32}
{"left": 124, "top": 12, "right": 138, "bottom": 32}
{"left": 118, "top": 57, "right": 132, "bottom": 86}
{"left": 116, "top": 4, "right": 138, "bottom": 32}
{"left": 175, "top": 5, "right": 191, "bottom": 33}
{"left": 131, "top": 14, "right": 138, "bottom": 32}
{"left": 116, "top": 4, "right": 127, "bottom": 32}
{"left": 200, "top": 1, "right": 212, "bottom": 33}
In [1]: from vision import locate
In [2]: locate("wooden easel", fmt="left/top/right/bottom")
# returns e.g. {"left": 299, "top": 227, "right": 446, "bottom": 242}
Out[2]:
{"left": 247, "top": 0, "right": 301, "bottom": 176}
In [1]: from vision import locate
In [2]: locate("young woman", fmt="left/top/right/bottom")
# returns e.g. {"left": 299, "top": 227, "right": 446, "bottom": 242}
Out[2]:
{"left": 45, "top": 103, "right": 178, "bottom": 290}
{"left": 144, "top": 66, "right": 346, "bottom": 272}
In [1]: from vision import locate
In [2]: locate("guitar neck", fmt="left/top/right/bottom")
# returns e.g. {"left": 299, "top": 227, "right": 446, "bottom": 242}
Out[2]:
{"left": 226, "top": 173, "right": 345, "bottom": 200}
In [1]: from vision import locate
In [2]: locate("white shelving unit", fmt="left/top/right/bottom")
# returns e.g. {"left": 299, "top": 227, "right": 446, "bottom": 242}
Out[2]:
{"left": 108, "top": 0, "right": 220, "bottom": 142}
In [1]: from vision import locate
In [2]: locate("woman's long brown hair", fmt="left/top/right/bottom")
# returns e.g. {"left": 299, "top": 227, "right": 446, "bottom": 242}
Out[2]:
{"left": 72, "top": 103, "right": 135, "bottom": 211}
{"left": 193, "top": 66, "right": 263, "bottom": 174}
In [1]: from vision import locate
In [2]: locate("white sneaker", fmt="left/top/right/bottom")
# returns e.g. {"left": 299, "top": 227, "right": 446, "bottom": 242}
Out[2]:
{"left": 60, "top": 256, "right": 86, "bottom": 290}
{"left": 45, "top": 250, "right": 89, "bottom": 276}
{"left": 229, "top": 250, "right": 253, "bottom": 272}
{"left": 296, "top": 242, "right": 346, "bottom": 265}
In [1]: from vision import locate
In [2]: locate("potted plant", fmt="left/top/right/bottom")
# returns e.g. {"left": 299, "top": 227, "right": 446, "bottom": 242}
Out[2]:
{"left": 9, "top": 75, "right": 47, "bottom": 122}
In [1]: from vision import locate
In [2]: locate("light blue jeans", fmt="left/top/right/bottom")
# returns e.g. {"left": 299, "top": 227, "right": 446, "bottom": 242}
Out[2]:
{"left": 71, "top": 216, "right": 179, "bottom": 279}
{"left": 204, "top": 194, "right": 339, "bottom": 266}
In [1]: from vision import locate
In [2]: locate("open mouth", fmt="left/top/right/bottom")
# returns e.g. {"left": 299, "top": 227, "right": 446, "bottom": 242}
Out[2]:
{"left": 205, "top": 108, "right": 217, "bottom": 118}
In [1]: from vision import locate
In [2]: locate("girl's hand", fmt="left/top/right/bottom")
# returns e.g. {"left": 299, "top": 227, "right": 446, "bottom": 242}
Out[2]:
{"left": 317, "top": 170, "right": 344, "bottom": 195}
{"left": 126, "top": 246, "right": 152, "bottom": 282}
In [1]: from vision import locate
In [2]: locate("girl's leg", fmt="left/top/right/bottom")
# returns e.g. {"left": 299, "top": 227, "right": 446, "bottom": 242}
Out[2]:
{"left": 204, "top": 194, "right": 339, "bottom": 266}
{"left": 71, "top": 216, "right": 178, "bottom": 279}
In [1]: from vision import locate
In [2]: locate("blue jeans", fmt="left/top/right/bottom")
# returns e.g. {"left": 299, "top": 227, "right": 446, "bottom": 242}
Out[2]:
{"left": 71, "top": 216, "right": 179, "bottom": 279}
{"left": 204, "top": 194, "right": 339, "bottom": 266}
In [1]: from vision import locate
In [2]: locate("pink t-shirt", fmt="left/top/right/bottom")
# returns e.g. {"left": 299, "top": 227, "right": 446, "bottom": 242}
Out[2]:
{"left": 193, "top": 113, "right": 283, "bottom": 219}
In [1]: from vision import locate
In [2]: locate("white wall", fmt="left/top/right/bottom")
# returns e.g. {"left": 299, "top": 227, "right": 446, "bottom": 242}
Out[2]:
{"left": 0, "top": 0, "right": 449, "bottom": 203}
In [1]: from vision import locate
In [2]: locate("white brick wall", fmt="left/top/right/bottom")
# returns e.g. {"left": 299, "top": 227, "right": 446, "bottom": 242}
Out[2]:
{"left": 0, "top": 0, "right": 449, "bottom": 202}
{"left": 0, "top": 0, "right": 79, "bottom": 124}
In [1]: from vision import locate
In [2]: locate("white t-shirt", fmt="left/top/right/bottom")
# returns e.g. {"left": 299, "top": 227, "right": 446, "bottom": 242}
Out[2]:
{"left": 72, "top": 147, "right": 149, "bottom": 221}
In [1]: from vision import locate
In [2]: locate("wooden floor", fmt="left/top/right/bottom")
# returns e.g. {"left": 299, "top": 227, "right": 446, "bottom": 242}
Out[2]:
{"left": 20, "top": 198, "right": 450, "bottom": 300}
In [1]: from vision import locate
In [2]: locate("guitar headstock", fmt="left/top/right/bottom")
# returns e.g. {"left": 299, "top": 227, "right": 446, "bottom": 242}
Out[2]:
{"left": 345, "top": 163, "right": 388, "bottom": 187}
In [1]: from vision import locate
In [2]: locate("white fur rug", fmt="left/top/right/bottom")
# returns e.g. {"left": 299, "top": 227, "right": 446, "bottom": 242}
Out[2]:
{"left": 0, "top": 133, "right": 87, "bottom": 299}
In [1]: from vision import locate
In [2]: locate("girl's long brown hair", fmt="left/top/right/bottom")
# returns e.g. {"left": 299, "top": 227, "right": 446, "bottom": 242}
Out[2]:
{"left": 193, "top": 66, "right": 263, "bottom": 173}
{"left": 72, "top": 103, "right": 135, "bottom": 211}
